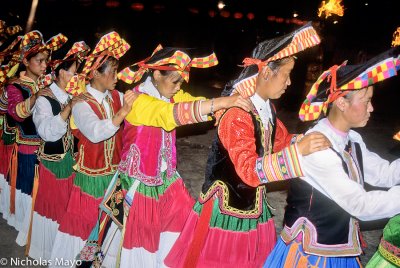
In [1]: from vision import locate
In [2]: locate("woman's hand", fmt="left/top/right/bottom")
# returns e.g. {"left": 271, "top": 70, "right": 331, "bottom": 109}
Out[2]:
{"left": 121, "top": 90, "right": 138, "bottom": 115}
{"left": 225, "top": 94, "right": 253, "bottom": 112}
{"left": 297, "top": 131, "right": 331, "bottom": 156}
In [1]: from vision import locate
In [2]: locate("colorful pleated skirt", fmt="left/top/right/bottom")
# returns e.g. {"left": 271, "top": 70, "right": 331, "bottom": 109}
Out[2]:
{"left": 165, "top": 196, "right": 276, "bottom": 268}
{"left": 264, "top": 237, "right": 362, "bottom": 268}
{"left": 28, "top": 152, "right": 75, "bottom": 260}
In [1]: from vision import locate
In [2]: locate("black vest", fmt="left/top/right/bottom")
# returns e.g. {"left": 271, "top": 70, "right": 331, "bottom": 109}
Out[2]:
{"left": 284, "top": 142, "right": 364, "bottom": 245}
{"left": 202, "top": 106, "right": 277, "bottom": 211}
{"left": 39, "top": 95, "right": 78, "bottom": 156}
{"left": 11, "top": 82, "right": 40, "bottom": 141}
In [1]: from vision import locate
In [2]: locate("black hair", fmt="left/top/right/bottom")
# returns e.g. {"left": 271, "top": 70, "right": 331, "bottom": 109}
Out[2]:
{"left": 221, "top": 56, "right": 295, "bottom": 97}
{"left": 97, "top": 56, "right": 118, "bottom": 74}
{"left": 53, "top": 57, "right": 76, "bottom": 78}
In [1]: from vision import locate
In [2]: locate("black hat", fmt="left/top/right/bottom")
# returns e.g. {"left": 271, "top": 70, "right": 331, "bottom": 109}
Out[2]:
{"left": 299, "top": 46, "right": 400, "bottom": 121}
{"left": 222, "top": 21, "right": 321, "bottom": 98}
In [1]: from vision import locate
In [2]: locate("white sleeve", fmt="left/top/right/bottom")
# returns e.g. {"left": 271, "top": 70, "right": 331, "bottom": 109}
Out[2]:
{"left": 72, "top": 101, "right": 119, "bottom": 143}
{"left": 360, "top": 143, "right": 400, "bottom": 187}
{"left": 299, "top": 148, "right": 400, "bottom": 221}
{"left": 119, "top": 91, "right": 124, "bottom": 104}
{"left": 32, "top": 96, "right": 67, "bottom": 142}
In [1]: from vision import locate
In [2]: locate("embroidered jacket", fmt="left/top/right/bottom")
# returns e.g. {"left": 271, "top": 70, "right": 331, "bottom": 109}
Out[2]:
{"left": 281, "top": 118, "right": 400, "bottom": 256}
{"left": 199, "top": 105, "right": 304, "bottom": 218}
{"left": 118, "top": 80, "right": 207, "bottom": 186}
{"left": 73, "top": 90, "right": 123, "bottom": 176}
{"left": 36, "top": 90, "right": 76, "bottom": 161}
{"left": 6, "top": 76, "right": 41, "bottom": 146}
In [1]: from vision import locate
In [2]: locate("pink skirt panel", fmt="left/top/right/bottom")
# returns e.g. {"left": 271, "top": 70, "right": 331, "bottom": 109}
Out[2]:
{"left": 34, "top": 163, "right": 75, "bottom": 223}
{"left": 165, "top": 211, "right": 277, "bottom": 268}
{"left": 57, "top": 184, "right": 102, "bottom": 240}
{"left": 0, "top": 142, "right": 13, "bottom": 175}
{"left": 122, "top": 178, "right": 195, "bottom": 252}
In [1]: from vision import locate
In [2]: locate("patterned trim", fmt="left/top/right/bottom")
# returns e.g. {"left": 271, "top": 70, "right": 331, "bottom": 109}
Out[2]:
{"left": 173, "top": 100, "right": 205, "bottom": 126}
{"left": 198, "top": 180, "right": 265, "bottom": 218}
{"left": 101, "top": 176, "right": 124, "bottom": 228}
{"left": 256, "top": 144, "right": 303, "bottom": 183}
{"left": 75, "top": 93, "right": 118, "bottom": 175}
{"left": 118, "top": 140, "right": 175, "bottom": 186}
{"left": 378, "top": 239, "right": 400, "bottom": 267}
{"left": 234, "top": 25, "right": 320, "bottom": 98}
{"left": 15, "top": 98, "right": 31, "bottom": 118}
{"left": 281, "top": 217, "right": 362, "bottom": 257}
{"left": 37, "top": 92, "right": 74, "bottom": 162}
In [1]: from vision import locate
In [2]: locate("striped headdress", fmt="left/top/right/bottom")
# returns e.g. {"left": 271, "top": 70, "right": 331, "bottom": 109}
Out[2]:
{"left": 0, "top": 30, "right": 67, "bottom": 111}
{"left": 65, "top": 31, "right": 130, "bottom": 96}
{"left": 0, "top": 20, "right": 22, "bottom": 48}
{"left": 299, "top": 46, "right": 400, "bottom": 121}
{"left": 117, "top": 44, "right": 218, "bottom": 84}
{"left": 82, "top": 31, "right": 130, "bottom": 79}
{"left": 39, "top": 41, "right": 90, "bottom": 89}
{"left": 230, "top": 21, "right": 321, "bottom": 98}
{"left": 0, "top": 30, "right": 67, "bottom": 85}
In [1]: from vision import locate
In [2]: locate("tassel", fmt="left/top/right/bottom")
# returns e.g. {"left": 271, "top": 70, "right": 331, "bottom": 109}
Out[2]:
{"left": 183, "top": 199, "right": 214, "bottom": 268}
{"left": 8, "top": 143, "right": 18, "bottom": 214}
{"left": 25, "top": 164, "right": 39, "bottom": 256}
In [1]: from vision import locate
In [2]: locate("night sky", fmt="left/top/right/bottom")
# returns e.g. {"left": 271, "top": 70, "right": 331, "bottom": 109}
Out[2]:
{"left": 1, "top": 0, "right": 399, "bottom": 114}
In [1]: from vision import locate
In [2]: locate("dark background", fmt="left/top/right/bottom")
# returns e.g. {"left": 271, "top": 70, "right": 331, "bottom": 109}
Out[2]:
{"left": 1, "top": 0, "right": 399, "bottom": 115}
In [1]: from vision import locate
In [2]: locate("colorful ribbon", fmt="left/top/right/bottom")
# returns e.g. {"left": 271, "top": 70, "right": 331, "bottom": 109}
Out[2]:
{"left": 117, "top": 44, "right": 218, "bottom": 84}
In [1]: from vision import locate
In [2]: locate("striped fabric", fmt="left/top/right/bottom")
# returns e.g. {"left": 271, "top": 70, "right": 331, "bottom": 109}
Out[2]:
{"left": 234, "top": 25, "right": 321, "bottom": 98}
{"left": 256, "top": 144, "right": 304, "bottom": 183}
{"left": 299, "top": 55, "right": 400, "bottom": 122}
{"left": 117, "top": 44, "right": 218, "bottom": 84}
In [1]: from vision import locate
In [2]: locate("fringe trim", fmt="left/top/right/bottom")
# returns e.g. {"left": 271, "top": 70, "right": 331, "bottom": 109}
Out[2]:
{"left": 40, "top": 151, "right": 75, "bottom": 179}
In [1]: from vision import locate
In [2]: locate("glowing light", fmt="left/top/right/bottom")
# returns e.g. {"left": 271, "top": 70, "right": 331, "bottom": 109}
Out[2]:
{"left": 233, "top": 12, "right": 243, "bottom": 19}
{"left": 293, "top": 11, "right": 298, "bottom": 18}
{"left": 333, "top": 20, "right": 339, "bottom": 24}
{"left": 209, "top": 10, "right": 216, "bottom": 17}
{"left": 392, "top": 27, "right": 400, "bottom": 47}
{"left": 364, "top": 2, "right": 369, "bottom": 6}
{"left": 131, "top": 3, "right": 144, "bottom": 11}
{"left": 217, "top": 1, "right": 225, "bottom": 10}
{"left": 318, "top": 0, "right": 344, "bottom": 18}
{"left": 247, "top": 13, "right": 255, "bottom": 20}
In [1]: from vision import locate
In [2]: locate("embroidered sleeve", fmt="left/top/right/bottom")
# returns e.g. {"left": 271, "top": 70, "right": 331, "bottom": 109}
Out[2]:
{"left": 6, "top": 84, "right": 27, "bottom": 122}
{"left": 15, "top": 98, "right": 32, "bottom": 119}
{"left": 256, "top": 143, "right": 304, "bottom": 183}
{"left": 218, "top": 107, "right": 260, "bottom": 187}
{"left": 125, "top": 93, "right": 208, "bottom": 132}
{"left": 219, "top": 107, "right": 304, "bottom": 187}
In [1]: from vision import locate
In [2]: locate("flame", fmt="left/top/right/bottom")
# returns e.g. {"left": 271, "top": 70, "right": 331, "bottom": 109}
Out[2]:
{"left": 392, "top": 27, "right": 400, "bottom": 47}
{"left": 393, "top": 131, "right": 400, "bottom": 141}
{"left": 318, "top": 0, "right": 344, "bottom": 18}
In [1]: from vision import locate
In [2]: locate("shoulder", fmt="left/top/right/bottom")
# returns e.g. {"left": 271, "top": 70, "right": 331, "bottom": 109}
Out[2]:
{"left": 219, "top": 107, "right": 253, "bottom": 127}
